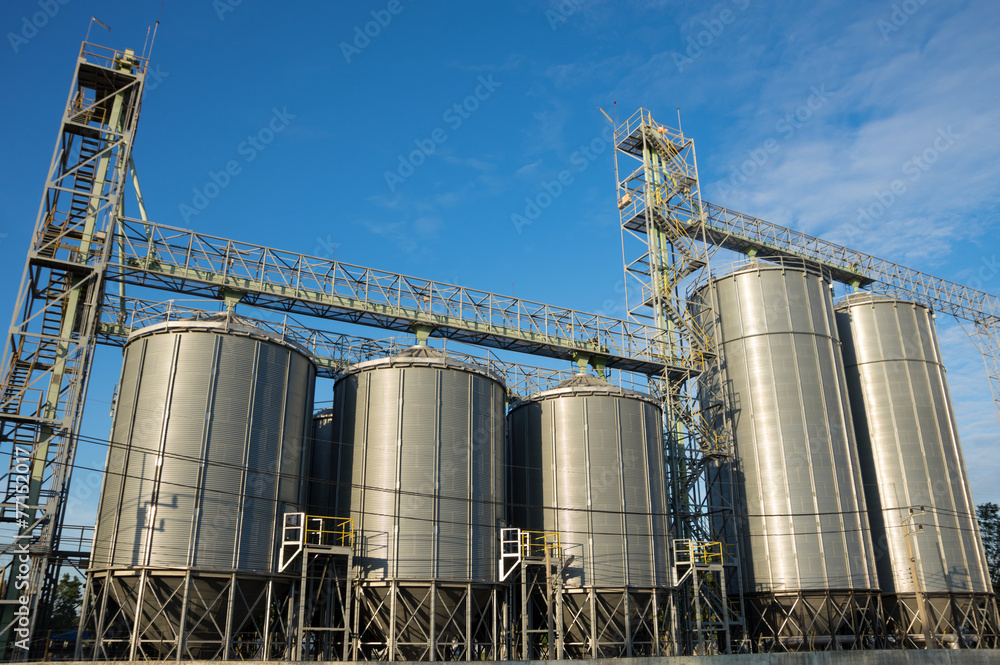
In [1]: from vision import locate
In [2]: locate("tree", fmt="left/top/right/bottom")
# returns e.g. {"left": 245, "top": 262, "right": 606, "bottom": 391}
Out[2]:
{"left": 977, "top": 502, "right": 1000, "bottom": 594}
{"left": 49, "top": 573, "right": 83, "bottom": 632}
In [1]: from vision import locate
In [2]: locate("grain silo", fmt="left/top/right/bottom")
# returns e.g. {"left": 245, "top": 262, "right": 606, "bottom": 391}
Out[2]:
{"left": 507, "top": 372, "right": 672, "bottom": 658}
{"left": 836, "top": 293, "right": 999, "bottom": 648}
{"left": 307, "top": 408, "right": 351, "bottom": 517}
{"left": 83, "top": 314, "right": 315, "bottom": 659}
{"left": 331, "top": 345, "right": 506, "bottom": 661}
{"left": 693, "top": 261, "right": 881, "bottom": 651}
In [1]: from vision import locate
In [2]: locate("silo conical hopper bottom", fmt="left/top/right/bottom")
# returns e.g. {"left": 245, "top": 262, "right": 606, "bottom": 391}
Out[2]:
{"left": 558, "top": 588, "right": 670, "bottom": 658}
{"left": 881, "top": 592, "right": 1000, "bottom": 649}
{"left": 743, "top": 590, "right": 882, "bottom": 651}
{"left": 352, "top": 581, "right": 501, "bottom": 661}
{"left": 80, "top": 569, "right": 294, "bottom": 660}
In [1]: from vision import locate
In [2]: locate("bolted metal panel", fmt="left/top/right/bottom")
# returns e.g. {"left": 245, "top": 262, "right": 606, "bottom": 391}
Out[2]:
{"left": 158, "top": 333, "right": 214, "bottom": 567}
{"left": 334, "top": 346, "right": 506, "bottom": 583}
{"left": 116, "top": 333, "right": 173, "bottom": 568}
{"left": 195, "top": 333, "right": 248, "bottom": 570}
{"left": 308, "top": 409, "right": 337, "bottom": 516}
{"left": 91, "top": 317, "right": 315, "bottom": 574}
{"left": 836, "top": 293, "right": 993, "bottom": 596}
{"left": 508, "top": 374, "right": 671, "bottom": 588}
{"left": 397, "top": 368, "right": 441, "bottom": 579}
{"left": 507, "top": 394, "right": 543, "bottom": 534}
{"left": 93, "top": 343, "right": 142, "bottom": 567}
{"left": 694, "top": 263, "right": 877, "bottom": 594}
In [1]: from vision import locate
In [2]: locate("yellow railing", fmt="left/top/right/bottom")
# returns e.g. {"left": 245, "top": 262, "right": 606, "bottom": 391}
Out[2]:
{"left": 520, "top": 530, "right": 561, "bottom": 559}
{"left": 305, "top": 515, "right": 354, "bottom": 548}
{"left": 80, "top": 41, "right": 149, "bottom": 74}
{"left": 675, "top": 539, "right": 724, "bottom": 565}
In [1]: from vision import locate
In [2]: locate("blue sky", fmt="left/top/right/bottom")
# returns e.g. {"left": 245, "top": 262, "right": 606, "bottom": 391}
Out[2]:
{"left": 1, "top": 0, "right": 998, "bottom": 534}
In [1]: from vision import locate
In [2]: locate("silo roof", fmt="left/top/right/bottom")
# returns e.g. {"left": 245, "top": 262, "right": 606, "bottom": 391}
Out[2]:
{"left": 513, "top": 372, "right": 659, "bottom": 408}
{"left": 126, "top": 313, "right": 313, "bottom": 359}
{"left": 337, "top": 345, "right": 505, "bottom": 386}
{"left": 834, "top": 291, "right": 927, "bottom": 312}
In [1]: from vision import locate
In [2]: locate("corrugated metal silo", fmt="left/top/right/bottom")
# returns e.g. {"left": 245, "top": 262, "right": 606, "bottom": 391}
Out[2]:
{"left": 307, "top": 408, "right": 351, "bottom": 517}
{"left": 86, "top": 315, "right": 316, "bottom": 658}
{"left": 693, "top": 261, "right": 881, "bottom": 650}
{"left": 507, "top": 373, "right": 671, "bottom": 657}
{"left": 331, "top": 345, "right": 505, "bottom": 660}
{"left": 836, "top": 293, "right": 999, "bottom": 647}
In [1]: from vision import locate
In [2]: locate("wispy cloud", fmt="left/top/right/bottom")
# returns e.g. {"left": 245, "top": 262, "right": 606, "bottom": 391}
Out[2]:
{"left": 514, "top": 159, "right": 543, "bottom": 178}
{"left": 361, "top": 153, "right": 506, "bottom": 257}
{"left": 700, "top": 2, "right": 1000, "bottom": 265}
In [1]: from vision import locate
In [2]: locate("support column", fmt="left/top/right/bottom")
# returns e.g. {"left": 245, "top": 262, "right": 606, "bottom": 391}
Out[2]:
{"left": 652, "top": 590, "right": 660, "bottom": 656}
{"left": 624, "top": 589, "right": 633, "bottom": 657}
{"left": 74, "top": 574, "right": 95, "bottom": 661}
{"left": 128, "top": 570, "right": 147, "bottom": 661}
{"left": 589, "top": 589, "right": 598, "bottom": 658}
{"left": 429, "top": 581, "right": 436, "bottom": 661}
{"left": 296, "top": 555, "right": 307, "bottom": 660}
{"left": 520, "top": 561, "right": 529, "bottom": 660}
{"left": 177, "top": 572, "right": 192, "bottom": 661}
{"left": 263, "top": 580, "right": 273, "bottom": 660}
{"left": 465, "top": 583, "right": 472, "bottom": 661}
{"left": 389, "top": 580, "right": 398, "bottom": 661}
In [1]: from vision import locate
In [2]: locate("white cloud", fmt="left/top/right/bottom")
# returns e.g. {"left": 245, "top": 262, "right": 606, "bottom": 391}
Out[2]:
{"left": 514, "top": 159, "right": 543, "bottom": 177}
{"left": 703, "top": 2, "right": 1000, "bottom": 266}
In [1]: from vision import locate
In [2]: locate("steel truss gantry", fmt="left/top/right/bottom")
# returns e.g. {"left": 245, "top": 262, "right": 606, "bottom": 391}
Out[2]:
{"left": 106, "top": 218, "right": 688, "bottom": 378}
{"left": 0, "top": 42, "right": 147, "bottom": 658}
{"left": 614, "top": 108, "right": 747, "bottom": 654}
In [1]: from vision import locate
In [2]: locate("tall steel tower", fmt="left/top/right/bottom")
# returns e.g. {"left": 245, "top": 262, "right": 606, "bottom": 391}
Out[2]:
{"left": 613, "top": 108, "right": 746, "bottom": 654}
{"left": 0, "top": 41, "right": 147, "bottom": 657}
